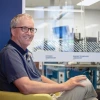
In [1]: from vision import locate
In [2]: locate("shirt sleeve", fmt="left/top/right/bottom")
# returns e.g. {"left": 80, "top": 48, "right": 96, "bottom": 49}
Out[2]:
{"left": 1, "top": 48, "right": 28, "bottom": 83}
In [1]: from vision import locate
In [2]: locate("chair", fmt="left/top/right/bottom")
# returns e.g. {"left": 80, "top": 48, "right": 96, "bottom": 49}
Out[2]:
{"left": 0, "top": 91, "right": 52, "bottom": 100}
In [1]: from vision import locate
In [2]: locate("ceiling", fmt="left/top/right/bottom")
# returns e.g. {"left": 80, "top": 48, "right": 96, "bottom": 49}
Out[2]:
{"left": 25, "top": 0, "right": 100, "bottom": 10}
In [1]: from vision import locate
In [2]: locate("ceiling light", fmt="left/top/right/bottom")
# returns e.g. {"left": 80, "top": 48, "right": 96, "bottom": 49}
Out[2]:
{"left": 37, "top": 23, "right": 48, "bottom": 28}
{"left": 25, "top": 8, "right": 84, "bottom": 13}
{"left": 77, "top": 0, "right": 100, "bottom": 6}
{"left": 85, "top": 24, "right": 98, "bottom": 29}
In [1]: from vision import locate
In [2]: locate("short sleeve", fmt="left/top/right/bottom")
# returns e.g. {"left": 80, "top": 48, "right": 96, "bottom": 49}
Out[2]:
{"left": 1, "top": 48, "right": 28, "bottom": 83}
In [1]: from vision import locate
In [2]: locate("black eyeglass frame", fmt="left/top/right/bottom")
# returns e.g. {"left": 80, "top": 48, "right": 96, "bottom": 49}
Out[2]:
{"left": 13, "top": 26, "right": 37, "bottom": 33}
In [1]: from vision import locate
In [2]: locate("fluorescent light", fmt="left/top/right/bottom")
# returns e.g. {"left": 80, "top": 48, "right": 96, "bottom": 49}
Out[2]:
{"left": 25, "top": 8, "right": 84, "bottom": 13}
{"left": 77, "top": 0, "right": 100, "bottom": 6}
{"left": 85, "top": 24, "right": 98, "bottom": 29}
{"left": 37, "top": 23, "right": 48, "bottom": 28}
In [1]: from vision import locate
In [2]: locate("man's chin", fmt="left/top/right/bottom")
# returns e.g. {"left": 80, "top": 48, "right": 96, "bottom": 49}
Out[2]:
{"left": 25, "top": 43, "right": 31, "bottom": 47}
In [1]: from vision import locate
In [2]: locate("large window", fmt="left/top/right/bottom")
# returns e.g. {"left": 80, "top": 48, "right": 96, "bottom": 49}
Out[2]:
{"left": 24, "top": 0, "right": 100, "bottom": 62}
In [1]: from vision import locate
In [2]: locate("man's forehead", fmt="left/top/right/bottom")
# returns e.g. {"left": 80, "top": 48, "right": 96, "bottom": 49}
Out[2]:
{"left": 18, "top": 18, "right": 34, "bottom": 24}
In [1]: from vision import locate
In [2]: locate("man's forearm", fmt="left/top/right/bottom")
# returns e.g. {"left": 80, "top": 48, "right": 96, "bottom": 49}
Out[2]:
{"left": 28, "top": 80, "right": 64, "bottom": 94}
{"left": 41, "top": 75, "right": 58, "bottom": 84}
{"left": 14, "top": 77, "right": 63, "bottom": 94}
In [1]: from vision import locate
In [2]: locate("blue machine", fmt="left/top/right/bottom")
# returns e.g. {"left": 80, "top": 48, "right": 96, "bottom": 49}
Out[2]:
{"left": 43, "top": 63, "right": 97, "bottom": 89}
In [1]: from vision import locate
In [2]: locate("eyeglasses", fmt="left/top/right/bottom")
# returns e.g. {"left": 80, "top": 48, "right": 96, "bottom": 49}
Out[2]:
{"left": 13, "top": 26, "right": 37, "bottom": 33}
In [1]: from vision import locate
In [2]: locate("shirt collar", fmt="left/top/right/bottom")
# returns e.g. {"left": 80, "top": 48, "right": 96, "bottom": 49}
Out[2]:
{"left": 7, "top": 39, "right": 28, "bottom": 55}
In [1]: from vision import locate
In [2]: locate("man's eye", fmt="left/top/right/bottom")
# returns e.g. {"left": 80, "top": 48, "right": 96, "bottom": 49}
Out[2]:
{"left": 23, "top": 27, "right": 28, "bottom": 30}
{"left": 31, "top": 28, "right": 34, "bottom": 31}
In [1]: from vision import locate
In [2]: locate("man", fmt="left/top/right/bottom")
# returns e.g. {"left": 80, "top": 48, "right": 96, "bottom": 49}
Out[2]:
{"left": 0, "top": 13, "right": 98, "bottom": 100}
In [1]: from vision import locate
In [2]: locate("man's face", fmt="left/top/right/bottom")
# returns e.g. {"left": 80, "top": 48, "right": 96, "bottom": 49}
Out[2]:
{"left": 11, "top": 18, "right": 35, "bottom": 49}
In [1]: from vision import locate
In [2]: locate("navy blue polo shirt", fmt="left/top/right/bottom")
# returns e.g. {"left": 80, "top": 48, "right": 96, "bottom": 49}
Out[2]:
{"left": 0, "top": 39, "right": 41, "bottom": 92}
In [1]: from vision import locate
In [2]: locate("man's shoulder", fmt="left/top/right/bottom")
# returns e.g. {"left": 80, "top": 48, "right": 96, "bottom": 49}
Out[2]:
{"left": 0, "top": 44, "right": 19, "bottom": 55}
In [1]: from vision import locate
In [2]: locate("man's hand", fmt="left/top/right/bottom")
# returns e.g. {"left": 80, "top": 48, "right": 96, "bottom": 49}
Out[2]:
{"left": 62, "top": 75, "right": 87, "bottom": 91}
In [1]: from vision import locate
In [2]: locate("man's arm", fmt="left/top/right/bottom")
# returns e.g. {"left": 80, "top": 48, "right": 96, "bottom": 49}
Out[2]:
{"left": 14, "top": 75, "right": 87, "bottom": 95}
{"left": 41, "top": 75, "right": 58, "bottom": 84}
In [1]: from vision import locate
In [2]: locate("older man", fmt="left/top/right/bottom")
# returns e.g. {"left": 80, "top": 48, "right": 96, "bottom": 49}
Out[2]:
{"left": 0, "top": 13, "right": 98, "bottom": 100}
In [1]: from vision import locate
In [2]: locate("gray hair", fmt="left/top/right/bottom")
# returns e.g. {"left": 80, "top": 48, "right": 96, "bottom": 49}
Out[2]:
{"left": 10, "top": 13, "right": 34, "bottom": 28}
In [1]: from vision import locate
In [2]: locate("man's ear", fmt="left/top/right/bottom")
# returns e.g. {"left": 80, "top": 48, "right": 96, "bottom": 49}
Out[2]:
{"left": 11, "top": 28, "right": 16, "bottom": 36}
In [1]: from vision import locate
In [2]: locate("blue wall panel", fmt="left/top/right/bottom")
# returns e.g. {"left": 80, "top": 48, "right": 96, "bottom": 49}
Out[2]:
{"left": 0, "top": 0, "right": 22, "bottom": 50}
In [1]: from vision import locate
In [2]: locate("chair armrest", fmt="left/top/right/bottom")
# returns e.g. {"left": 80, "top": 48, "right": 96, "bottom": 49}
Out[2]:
{"left": 0, "top": 91, "right": 52, "bottom": 100}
